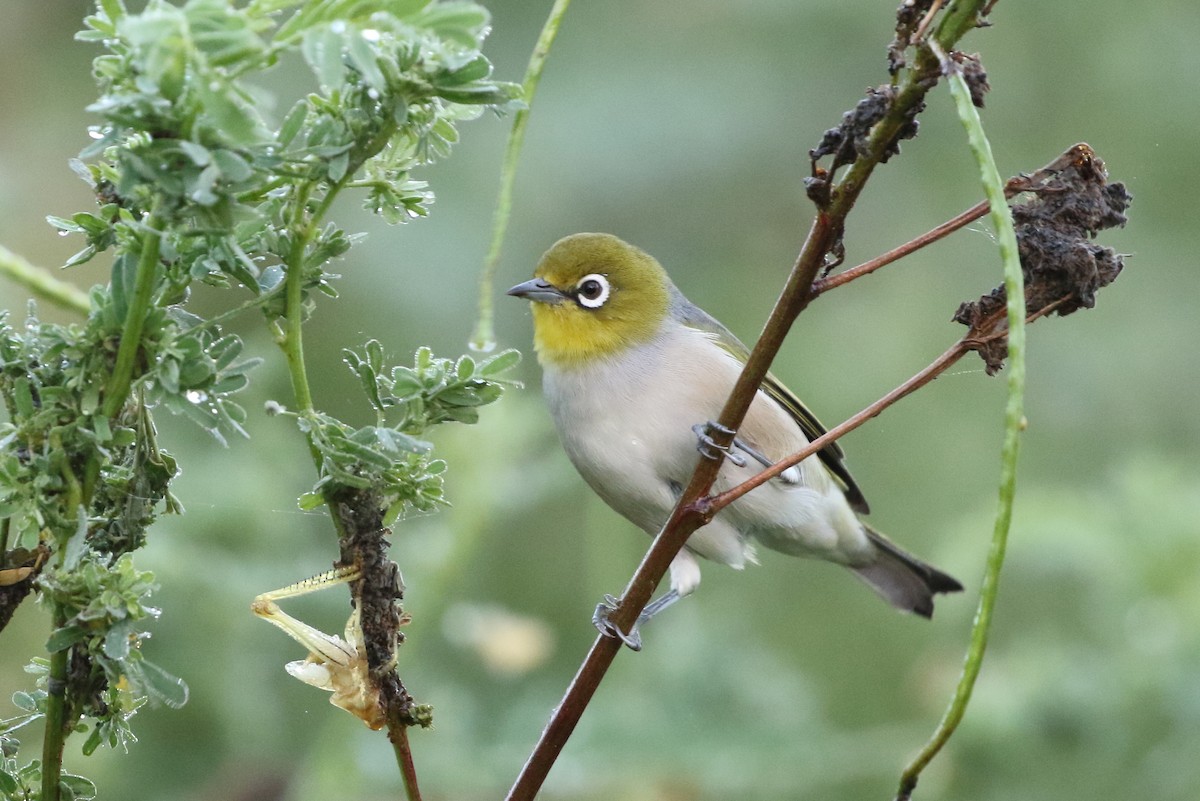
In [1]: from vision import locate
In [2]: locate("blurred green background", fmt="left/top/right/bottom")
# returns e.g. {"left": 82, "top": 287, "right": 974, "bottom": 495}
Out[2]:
{"left": 2, "top": 1, "right": 1197, "bottom": 800}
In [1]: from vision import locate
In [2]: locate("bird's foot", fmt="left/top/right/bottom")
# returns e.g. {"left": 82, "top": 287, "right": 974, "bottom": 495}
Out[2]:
{"left": 692, "top": 421, "right": 746, "bottom": 466}
{"left": 592, "top": 594, "right": 643, "bottom": 651}
{"left": 694, "top": 423, "right": 798, "bottom": 484}
{"left": 731, "top": 436, "right": 774, "bottom": 470}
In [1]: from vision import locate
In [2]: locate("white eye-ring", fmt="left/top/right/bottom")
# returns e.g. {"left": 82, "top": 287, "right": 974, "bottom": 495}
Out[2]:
{"left": 574, "top": 273, "right": 611, "bottom": 309}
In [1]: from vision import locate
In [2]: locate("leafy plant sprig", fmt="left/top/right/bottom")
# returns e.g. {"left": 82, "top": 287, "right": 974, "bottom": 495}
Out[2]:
{"left": 0, "top": 1, "right": 521, "bottom": 798}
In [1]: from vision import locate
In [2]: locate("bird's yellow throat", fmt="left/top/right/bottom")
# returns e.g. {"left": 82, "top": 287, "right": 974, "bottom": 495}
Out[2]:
{"left": 531, "top": 301, "right": 660, "bottom": 368}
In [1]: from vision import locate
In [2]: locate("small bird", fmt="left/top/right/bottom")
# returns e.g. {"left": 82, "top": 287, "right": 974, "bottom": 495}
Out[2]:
{"left": 509, "top": 233, "right": 961, "bottom": 647}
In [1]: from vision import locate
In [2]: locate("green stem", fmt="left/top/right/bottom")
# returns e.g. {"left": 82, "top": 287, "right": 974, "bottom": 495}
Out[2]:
{"left": 280, "top": 115, "right": 397, "bottom": 413}
{"left": 0, "top": 244, "right": 91, "bottom": 316}
{"left": 282, "top": 192, "right": 316, "bottom": 414}
{"left": 41, "top": 639, "right": 69, "bottom": 801}
{"left": 896, "top": 44, "right": 1025, "bottom": 801}
{"left": 101, "top": 207, "right": 165, "bottom": 419}
{"left": 470, "top": 0, "right": 572, "bottom": 352}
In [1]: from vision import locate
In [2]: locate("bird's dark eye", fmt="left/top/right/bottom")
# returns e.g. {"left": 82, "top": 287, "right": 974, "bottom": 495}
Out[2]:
{"left": 574, "top": 273, "right": 610, "bottom": 309}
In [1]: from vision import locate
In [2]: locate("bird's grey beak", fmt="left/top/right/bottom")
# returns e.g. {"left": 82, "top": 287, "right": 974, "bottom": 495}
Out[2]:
{"left": 506, "top": 278, "right": 568, "bottom": 305}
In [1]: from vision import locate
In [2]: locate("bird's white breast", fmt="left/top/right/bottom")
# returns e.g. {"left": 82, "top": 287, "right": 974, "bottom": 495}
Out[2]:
{"left": 541, "top": 323, "right": 871, "bottom": 566}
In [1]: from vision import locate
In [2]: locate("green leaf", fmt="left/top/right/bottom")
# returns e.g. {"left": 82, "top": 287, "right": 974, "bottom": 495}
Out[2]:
{"left": 391, "top": 0, "right": 434, "bottom": 18}
{"left": 301, "top": 26, "right": 346, "bottom": 91}
{"left": 0, "top": 769, "right": 18, "bottom": 794}
{"left": 372, "top": 425, "right": 430, "bottom": 455}
{"left": 344, "top": 347, "right": 383, "bottom": 410}
{"left": 297, "top": 491, "right": 326, "bottom": 510}
{"left": 211, "top": 373, "right": 249, "bottom": 394}
{"left": 389, "top": 367, "right": 422, "bottom": 398}
{"left": 435, "top": 84, "right": 515, "bottom": 105}
{"left": 480, "top": 348, "right": 521, "bottom": 375}
{"left": 92, "top": 414, "right": 112, "bottom": 443}
{"left": 436, "top": 54, "right": 491, "bottom": 86}
{"left": 81, "top": 383, "right": 100, "bottom": 415}
{"left": 45, "top": 626, "right": 87, "bottom": 654}
{"left": 81, "top": 726, "right": 105, "bottom": 756}
{"left": 11, "top": 378, "right": 34, "bottom": 419}
{"left": 194, "top": 77, "right": 268, "bottom": 146}
{"left": 221, "top": 239, "right": 262, "bottom": 289}
{"left": 383, "top": 498, "right": 405, "bottom": 526}
{"left": 103, "top": 619, "right": 134, "bottom": 660}
{"left": 439, "top": 405, "right": 479, "bottom": 424}
{"left": 455, "top": 354, "right": 476, "bottom": 379}
{"left": 159, "top": 358, "right": 181, "bottom": 395}
{"left": 101, "top": 0, "right": 127, "bottom": 23}
{"left": 365, "top": 338, "right": 384, "bottom": 370}
{"left": 277, "top": 99, "right": 308, "bottom": 147}
{"left": 60, "top": 773, "right": 97, "bottom": 800}
{"left": 11, "top": 691, "right": 39, "bottom": 713}
{"left": 109, "top": 252, "right": 136, "bottom": 323}
{"left": 328, "top": 151, "right": 350, "bottom": 182}
{"left": 335, "top": 432, "right": 399, "bottom": 468}
{"left": 345, "top": 30, "right": 386, "bottom": 91}
{"left": 47, "top": 215, "right": 86, "bottom": 234}
{"left": 64, "top": 246, "right": 99, "bottom": 268}
{"left": 212, "top": 149, "right": 253, "bottom": 182}
{"left": 111, "top": 427, "right": 138, "bottom": 447}
{"left": 413, "top": 2, "right": 491, "bottom": 48}
{"left": 178, "top": 141, "right": 212, "bottom": 166}
{"left": 137, "top": 660, "right": 189, "bottom": 709}
{"left": 63, "top": 508, "right": 89, "bottom": 570}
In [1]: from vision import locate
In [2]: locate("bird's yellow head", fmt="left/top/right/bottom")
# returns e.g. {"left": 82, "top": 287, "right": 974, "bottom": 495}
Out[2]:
{"left": 508, "top": 233, "right": 671, "bottom": 368}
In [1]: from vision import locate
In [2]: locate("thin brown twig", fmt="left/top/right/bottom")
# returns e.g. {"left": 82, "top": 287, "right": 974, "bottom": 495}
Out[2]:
{"left": 814, "top": 143, "right": 1087, "bottom": 297}
{"left": 391, "top": 725, "right": 422, "bottom": 801}
{"left": 706, "top": 294, "right": 1070, "bottom": 517}
{"left": 703, "top": 339, "right": 969, "bottom": 517}
{"left": 813, "top": 200, "right": 990, "bottom": 294}
{"left": 912, "top": 0, "right": 946, "bottom": 44}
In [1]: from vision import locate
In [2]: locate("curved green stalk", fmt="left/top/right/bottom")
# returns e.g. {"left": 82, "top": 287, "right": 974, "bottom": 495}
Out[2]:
{"left": 0, "top": 244, "right": 91, "bottom": 316}
{"left": 280, "top": 115, "right": 397, "bottom": 413}
{"left": 42, "top": 435, "right": 86, "bottom": 800}
{"left": 470, "top": 0, "right": 572, "bottom": 352}
{"left": 896, "top": 47, "right": 1026, "bottom": 801}
{"left": 282, "top": 186, "right": 316, "bottom": 414}
{"left": 101, "top": 206, "right": 165, "bottom": 419}
{"left": 40, "top": 640, "right": 69, "bottom": 801}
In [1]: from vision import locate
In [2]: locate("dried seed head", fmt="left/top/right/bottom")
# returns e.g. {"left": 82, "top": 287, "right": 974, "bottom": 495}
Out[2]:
{"left": 955, "top": 145, "right": 1132, "bottom": 374}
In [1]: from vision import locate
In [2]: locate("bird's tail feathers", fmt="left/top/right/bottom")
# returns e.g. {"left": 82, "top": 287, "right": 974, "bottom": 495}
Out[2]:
{"left": 851, "top": 524, "right": 963, "bottom": 618}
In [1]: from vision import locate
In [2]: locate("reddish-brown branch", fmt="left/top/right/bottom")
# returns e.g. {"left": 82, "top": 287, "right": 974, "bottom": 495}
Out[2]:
{"left": 391, "top": 725, "right": 423, "bottom": 801}
{"left": 813, "top": 200, "right": 990, "bottom": 294}
{"left": 701, "top": 339, "right": 970, "bottom": 517}
{"left": 705, "top": 294, "right": 1071, "bottom": 517}
{"left": 813, "top": 150, "right": 1080, "bottom": 297}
